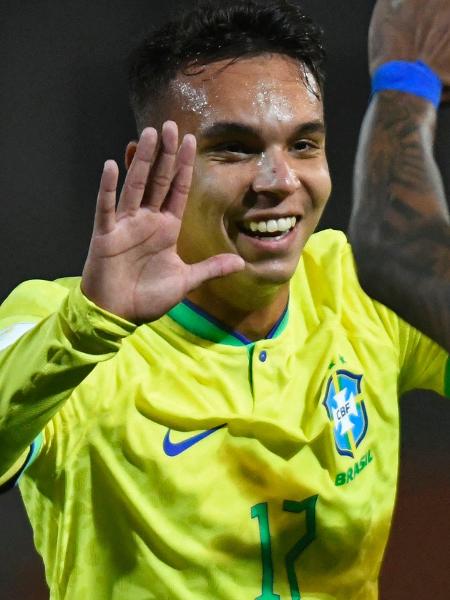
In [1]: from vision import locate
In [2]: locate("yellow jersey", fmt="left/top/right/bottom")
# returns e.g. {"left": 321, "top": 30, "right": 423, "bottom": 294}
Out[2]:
{"left": 0, "top": 230, "right": 448, "bottom": 600}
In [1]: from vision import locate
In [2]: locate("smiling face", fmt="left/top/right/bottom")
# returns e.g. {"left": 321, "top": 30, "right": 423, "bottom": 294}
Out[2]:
{"left": 164, "top": 54, "right": 332, "bottom": 310}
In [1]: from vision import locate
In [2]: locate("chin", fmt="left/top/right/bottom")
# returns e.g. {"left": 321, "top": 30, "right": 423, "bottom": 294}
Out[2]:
{"left": 244, "top": 259, "right": 299, "bottom": 286}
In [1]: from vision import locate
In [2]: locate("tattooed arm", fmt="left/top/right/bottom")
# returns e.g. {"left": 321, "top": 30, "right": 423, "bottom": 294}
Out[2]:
{"left": 349, "top": 0, "right": 450, "bottom": 351}
{"left": 350, "top": 92, "right": 449, "bottom": 350}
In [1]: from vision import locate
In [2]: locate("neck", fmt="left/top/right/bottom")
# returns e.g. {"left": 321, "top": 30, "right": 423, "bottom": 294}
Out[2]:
{"left": 187, "top": 283, "right": 289, "bottom": 342}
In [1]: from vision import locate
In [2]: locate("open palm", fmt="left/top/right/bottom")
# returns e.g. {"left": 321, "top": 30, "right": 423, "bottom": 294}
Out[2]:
{"left": 81, "top": 122, "right": 244, "bottom": 323}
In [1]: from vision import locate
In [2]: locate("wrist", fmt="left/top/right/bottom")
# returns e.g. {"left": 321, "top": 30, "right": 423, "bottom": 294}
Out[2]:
{"left": 371, "top": 60, "right": 443, "bottom": 108}
{"left": 64, "top": 284, "right": 136, "bottom": 352}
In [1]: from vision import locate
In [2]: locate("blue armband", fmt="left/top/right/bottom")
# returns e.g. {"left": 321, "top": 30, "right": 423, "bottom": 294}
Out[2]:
{"left": 371, "top": 60, "right": 443, "bottom": 108}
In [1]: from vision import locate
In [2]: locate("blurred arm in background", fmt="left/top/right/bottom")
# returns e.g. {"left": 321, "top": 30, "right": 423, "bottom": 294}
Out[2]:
{"left": 349, "top": 0, "right": 450, "bottom": 351}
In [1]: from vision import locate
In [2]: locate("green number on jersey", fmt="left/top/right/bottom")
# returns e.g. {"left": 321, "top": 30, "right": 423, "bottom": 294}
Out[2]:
{"left": 251, "top": 495, "right": 318, "bottom": 600}
{"left": 251, "top": 502, "right": 281, "bottom": 600}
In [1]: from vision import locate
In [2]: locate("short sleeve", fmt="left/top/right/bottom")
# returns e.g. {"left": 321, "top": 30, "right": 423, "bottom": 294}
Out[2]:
{"left": 396, "top": 318, "right": 449, "bottom": 397}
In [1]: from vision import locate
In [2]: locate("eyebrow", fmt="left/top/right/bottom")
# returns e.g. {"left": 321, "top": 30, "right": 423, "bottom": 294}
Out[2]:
{"left": 198, "top": 119, "right": 326, "bottom": 141}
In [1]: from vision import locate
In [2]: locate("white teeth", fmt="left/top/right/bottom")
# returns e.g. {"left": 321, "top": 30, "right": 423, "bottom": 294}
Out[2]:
{"left": 267, "top": 220, "right": 277, "bottom": 233}
{"left": 258, "top": 221, "right": 268, "bottom": 233}
{"left": 243, "top": 216, "right": 297, "bottom": 234}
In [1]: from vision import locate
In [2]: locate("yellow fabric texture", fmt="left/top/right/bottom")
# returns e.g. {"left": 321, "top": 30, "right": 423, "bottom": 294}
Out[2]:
{"left": 0, "top": 449, "right": 28, "bottom": 487}
{"left": 0, "top": 230, "right": 448, "bottom": 600}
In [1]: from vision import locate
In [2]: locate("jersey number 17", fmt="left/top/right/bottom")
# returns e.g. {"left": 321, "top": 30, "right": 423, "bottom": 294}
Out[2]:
{"left": 251, "top": 495, "right": 318, "bottom": 600}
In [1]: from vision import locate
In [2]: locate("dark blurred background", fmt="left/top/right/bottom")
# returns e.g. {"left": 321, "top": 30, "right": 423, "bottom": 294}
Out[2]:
{"left": 1, "top": 1, "right": 449, "bottom": 598}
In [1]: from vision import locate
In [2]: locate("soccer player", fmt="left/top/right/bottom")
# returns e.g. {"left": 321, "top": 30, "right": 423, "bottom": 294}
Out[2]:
{"left": 0, "top": 1, "right": 448, "bottom": 599}
{"left": 350, "top": 0, "right": 450, "bottom": 351}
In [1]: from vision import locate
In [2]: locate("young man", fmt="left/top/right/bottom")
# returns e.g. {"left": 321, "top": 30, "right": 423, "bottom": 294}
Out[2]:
{"left": 0, "top": 1, "right": 448, "bottom": 599}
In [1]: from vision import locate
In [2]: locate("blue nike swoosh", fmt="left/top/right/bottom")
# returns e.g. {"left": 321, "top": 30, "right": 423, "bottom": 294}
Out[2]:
{"left": 163, "top": 424, "right": 226, "bottom": 457}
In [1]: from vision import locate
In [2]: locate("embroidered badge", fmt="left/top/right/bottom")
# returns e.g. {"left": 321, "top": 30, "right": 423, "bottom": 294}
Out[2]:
{"left": 323, "top": 369, "right": 368, "bottom": 459}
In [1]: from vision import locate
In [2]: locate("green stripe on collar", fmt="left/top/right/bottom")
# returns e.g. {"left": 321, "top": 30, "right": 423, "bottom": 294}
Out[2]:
{"left": 168, "top": 302, "right": 246, "bottom": 345}
{"left": 167, "top": 300, "right": 288, "bottom": 346}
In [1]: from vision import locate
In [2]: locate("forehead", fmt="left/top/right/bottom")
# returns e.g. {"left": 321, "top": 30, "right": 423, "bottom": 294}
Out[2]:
{"left": 166, "top": 54, "right": 323, "bottom": 132}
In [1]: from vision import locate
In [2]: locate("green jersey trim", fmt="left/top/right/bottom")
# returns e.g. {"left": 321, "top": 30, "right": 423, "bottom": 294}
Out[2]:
{"left": 445, "top": 356, "right": 450, "bottom": 398}
{"left": 19, "top": 433, "right": 44, "bottom": 480}
{"left": 0, "top": 432, "right": 43, "bottom": 493}
{"left": 167, "top": 299, "right": 289, "bottom": 346}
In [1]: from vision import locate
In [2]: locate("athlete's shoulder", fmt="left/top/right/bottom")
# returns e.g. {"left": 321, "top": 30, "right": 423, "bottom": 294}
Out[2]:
{"left": 303, "top": 228, "right": 350, "bottom": 261}
{"left": 295, "top": 228, "right": 404, "bottom": 338}
{"left": 301, "top": 228, "right": 356, "bottom": 281}
{"left": 300, "top": 230, "right": 449, "bottom": 396}
{"left": 0, "top": 276, "right": 81, "bottom": 323}
{"left": 292, "top": 229, "right": 358, "bottom": 309}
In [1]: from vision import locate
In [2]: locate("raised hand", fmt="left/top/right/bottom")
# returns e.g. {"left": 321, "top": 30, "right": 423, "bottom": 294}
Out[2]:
{"left": 369, "top": 0, "right": 450, "bottom": 100}
{"left": 81, "top": 122, "right": 244, "bottom": 323}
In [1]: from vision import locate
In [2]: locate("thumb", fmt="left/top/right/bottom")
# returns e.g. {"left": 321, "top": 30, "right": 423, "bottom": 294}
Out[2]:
{"left": 186, "top": 254, "right": 245, "bottom": 291}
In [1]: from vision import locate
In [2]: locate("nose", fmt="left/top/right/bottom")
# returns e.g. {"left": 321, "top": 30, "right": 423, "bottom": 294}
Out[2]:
{"left": 252, "top": 150, "right": 301, "bottom": 196}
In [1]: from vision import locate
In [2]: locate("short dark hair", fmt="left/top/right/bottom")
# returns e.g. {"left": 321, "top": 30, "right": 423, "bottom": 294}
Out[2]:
{"left": 128, "top": 0, "right": 326, "bottom": 132}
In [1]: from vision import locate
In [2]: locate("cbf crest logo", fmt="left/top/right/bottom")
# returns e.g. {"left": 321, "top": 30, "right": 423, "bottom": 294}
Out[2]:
{"left": 323, "top": 369, "right": 368, "bottom": 458}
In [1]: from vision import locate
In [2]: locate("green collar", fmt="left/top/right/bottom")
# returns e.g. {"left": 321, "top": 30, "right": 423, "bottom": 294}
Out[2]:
{"left": 167, "top": 298, "right": 288, "bottom": 346}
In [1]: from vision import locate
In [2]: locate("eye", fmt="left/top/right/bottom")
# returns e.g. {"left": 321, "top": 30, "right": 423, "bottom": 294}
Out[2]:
{"left": 292, "top": 139, "right": 318, "bottom": 153}
{"left": 208, "top": 141, "right": 256, "bottom": 162}
{"left": 214, "top": 142, "right": 253, "bottom": 154}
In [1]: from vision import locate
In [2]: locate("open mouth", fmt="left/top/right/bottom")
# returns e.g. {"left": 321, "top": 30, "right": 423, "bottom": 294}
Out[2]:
{"left": 238, "top": 216, "right": 298, "bottom": 240}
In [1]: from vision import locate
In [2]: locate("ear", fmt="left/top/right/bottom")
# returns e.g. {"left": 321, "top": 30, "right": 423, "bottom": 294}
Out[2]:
{"left": 125, "top": 141, "right": 138, "bottom": 170}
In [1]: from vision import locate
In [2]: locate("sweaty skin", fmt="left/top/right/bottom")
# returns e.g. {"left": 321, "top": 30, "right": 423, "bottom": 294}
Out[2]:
{"left": 349, "top": 0, "right": 450, "bottom": 351}
{"left": 121, "top": 54, "right": 331, "bottom": 339}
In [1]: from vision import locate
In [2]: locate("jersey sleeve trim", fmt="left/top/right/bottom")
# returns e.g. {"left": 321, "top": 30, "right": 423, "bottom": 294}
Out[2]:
{"left": 0, "top": 433, "right": 43, "bottom": 493}
{"left": 445, "top": 356, "right": 450, "bottom": 398}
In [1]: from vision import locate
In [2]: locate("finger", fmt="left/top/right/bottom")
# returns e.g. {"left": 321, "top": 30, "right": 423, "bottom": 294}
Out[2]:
{"left": 117, "top": 127, "right": 158, "bottom": 215}
{"left": 163, "top": 134, "right": 197, "bottom": 219}
{"left": 142, "top": 120, "right": 179, "bottom": 211}
{"left": 186, "top": 254, "right": 245, "bottom": 291}
{"left": 93, "top": 160, "right": 119, "bottom": 235}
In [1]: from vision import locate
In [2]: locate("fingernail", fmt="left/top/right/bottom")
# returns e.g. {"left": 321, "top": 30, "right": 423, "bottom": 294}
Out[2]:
{"left": 141, "top": 127, "right": 155, "bottom": 138}
{"left": 163, "top": 120, "right": 176, "bottom": 131}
